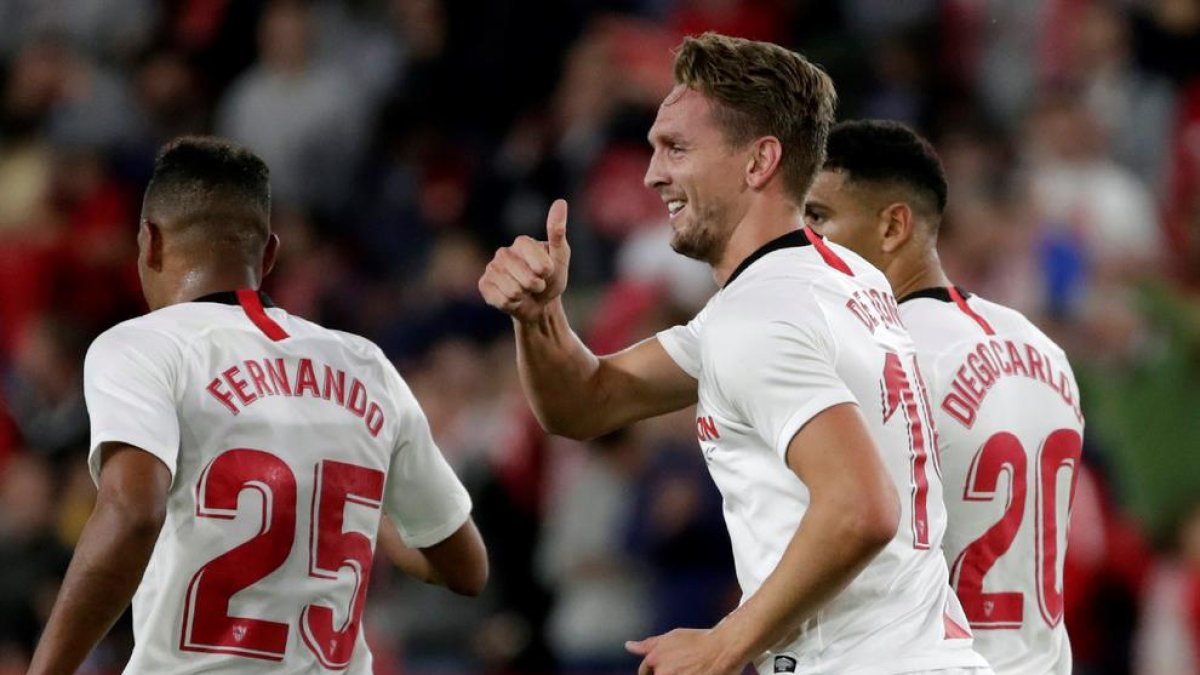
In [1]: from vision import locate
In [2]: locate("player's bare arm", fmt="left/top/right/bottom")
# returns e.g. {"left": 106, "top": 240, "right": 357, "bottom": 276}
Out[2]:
{"left": 378, "top": 515, "right": 488, "bottom": 596}
{"left": 28, "top": 443, "right": 171, "bottom": 675}
{"left": 479, "top": 199, "right": 696, "bottom": 439}
{"left": 627, "top": 403, "right": 899, "bottom": 674}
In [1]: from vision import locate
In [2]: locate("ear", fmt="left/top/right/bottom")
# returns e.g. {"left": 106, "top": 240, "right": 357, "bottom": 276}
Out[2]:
{"left": 262, "top": 232, "right": 280, "bottom": 279}
{"left": 745, "top": 136, "right": 783, "bottom": 191}
{"left": 139, "top": 220, "right": 164, "bottom": 272}
{"left": 879, "top": 202, "right": 915, "bottom": 254}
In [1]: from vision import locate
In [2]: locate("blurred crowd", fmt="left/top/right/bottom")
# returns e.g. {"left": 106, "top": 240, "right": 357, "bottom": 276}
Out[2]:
{"left": 1, "top": 0, "right": 1200, "bottom": 673}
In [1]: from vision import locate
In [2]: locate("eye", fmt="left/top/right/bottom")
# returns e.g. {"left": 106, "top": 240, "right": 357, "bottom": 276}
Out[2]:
{"left": 667, "top": 143, "right": 685, "bottom": 158}
{"left": 804, "top": 207, "right": 826, "bottom": 227}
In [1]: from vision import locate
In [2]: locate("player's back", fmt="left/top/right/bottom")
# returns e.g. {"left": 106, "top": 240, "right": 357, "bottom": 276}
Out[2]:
{"left": 84, "top": 291, "right": 472, "bottom": 674}
{"left": 899, "top": 288, "right": 1085, "bottom": 675}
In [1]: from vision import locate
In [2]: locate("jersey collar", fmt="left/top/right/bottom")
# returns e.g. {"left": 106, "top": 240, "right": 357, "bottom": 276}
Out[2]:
{"left": 896, "top": 285, "right": 972, "bottom": 305}
{"left": 191, "top": 289, "right": 277, "bottom": 308}
{"left": 723, "top": 228, "right": 813, "bottom": 288}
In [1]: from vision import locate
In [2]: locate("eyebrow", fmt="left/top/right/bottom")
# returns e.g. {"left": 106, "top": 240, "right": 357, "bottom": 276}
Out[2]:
{"left": 648, "top": 131, "right": 680, "bottom": 147}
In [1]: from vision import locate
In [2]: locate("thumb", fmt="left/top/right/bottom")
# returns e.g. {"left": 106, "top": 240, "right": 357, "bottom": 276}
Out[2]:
{"left": 625, "top": 636, "right": 657, "bottom": 656}
{"left": 546, "top": 199, "right": 569, "bottom": 259}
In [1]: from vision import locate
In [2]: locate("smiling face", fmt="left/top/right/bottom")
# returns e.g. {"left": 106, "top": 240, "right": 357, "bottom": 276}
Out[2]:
{"left": 644, "top": 86, "right": 752, "bottom": 265}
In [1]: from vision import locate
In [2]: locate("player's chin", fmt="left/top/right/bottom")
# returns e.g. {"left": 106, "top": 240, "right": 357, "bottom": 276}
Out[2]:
{"left": 670, "top": 230, "right": 712, "bottom": 262}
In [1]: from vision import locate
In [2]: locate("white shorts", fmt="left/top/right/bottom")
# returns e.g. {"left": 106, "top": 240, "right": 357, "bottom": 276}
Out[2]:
{"left": 908, "top": 669, "right": 995, "bottom": 675}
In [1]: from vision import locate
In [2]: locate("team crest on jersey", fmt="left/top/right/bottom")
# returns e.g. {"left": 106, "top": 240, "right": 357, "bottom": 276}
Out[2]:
{"left": 984, "top": 600, "right": 995, "bottom": 616}
{"left": 773, "top": 655, "right": 797, "bottom": 673}
{"left": 233, "top": 625, "right": 246, "bottom": 642}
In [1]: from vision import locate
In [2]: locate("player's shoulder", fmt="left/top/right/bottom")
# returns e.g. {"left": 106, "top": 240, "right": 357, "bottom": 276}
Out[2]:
{"left": 969, "top": 295, "right": 1069, "bottom": 358}
{"left": 88, "top": 310, "right": 189, "bottom": 360}
{"left": 899, "top": 295, "right": 981, "bottom": 351}
{"left": 290, "top": 316, "right": 404, "bottom": 378}
{"left": 714, "top": 259, "right": 821, "bottom": 329}
{"left": 290, "top": 314, "right": 389, "bottom": 362}
{"left": 902, "top": 291, "right": 1068, "bottom": 360}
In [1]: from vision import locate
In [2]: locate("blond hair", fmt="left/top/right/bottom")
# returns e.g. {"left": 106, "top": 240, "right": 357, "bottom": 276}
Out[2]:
{"left": 673, "top": 33, "right": 837, "bottom": 202}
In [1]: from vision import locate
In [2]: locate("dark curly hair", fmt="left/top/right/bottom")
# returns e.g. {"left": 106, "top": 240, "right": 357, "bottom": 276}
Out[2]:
{"left": 823, "top": 120, "right": 947, "bottom": 221}
{"left": 142, "top": 136, "right": 271, "bottom": 257}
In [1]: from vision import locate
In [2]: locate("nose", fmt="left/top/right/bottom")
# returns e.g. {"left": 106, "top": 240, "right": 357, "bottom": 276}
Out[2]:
{"left": 644, "top": 149, "right": 668, "bottom": 191}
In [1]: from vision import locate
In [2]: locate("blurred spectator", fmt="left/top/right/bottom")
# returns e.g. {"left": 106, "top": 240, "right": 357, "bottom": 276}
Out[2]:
{"left": 538, "top": 430, "right": 649, "bottom": 673}
{"left": 262, "top": 206, "right": 356, "bottom": 325}
{"left": 1022, "top": 90, "right": 1162, "bottom": 318}
{"left": 1065, "top": 459, "right": 1153, "bottom": 675}
{"left": 41, "top": 42, "right": 143, "bottom": 151}
{"left": 132, "top": 49, "right": 209, "bottom": 149}
{"left": 0, "top": 455, "right": 71, "bottom": 668}
{"left": 860, "top": 25, "right": 936, "bottom": 127}
{"left": 1071, "top": 2, "right": 1176, "bottom": 187}
{"left": 217, "top": 0, "right": 372, "bottom": 213}
{"left": 939, "top": 179, "right": 1042, "bottom": 316}
{"left": 0, "top": 0, "right": 158, "bottom": 62}
{"left": 168, "top": 0, "right": 265, "bottom": 94}
{"left": 1135, "top": 501, "right": 1200, "bottom": 674}
{"left": 628, "top": 419, "right": 737, "bottom": 635}
{"left": 3, "top": 314, "right": 90, "bottom": 461}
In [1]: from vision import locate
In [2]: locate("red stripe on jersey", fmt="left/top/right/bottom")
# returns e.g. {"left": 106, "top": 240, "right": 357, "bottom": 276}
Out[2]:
{"left": 802, "top": 226, "right": 854, "bottom": 276}
{"left": 946, "top": 286, "right": 995, "bottom": 336}
{"left": 237, "top": 289, "right": 289, "bottom": 341}
{"left": 943, "top": 613, "right": 972, "bottom": 640}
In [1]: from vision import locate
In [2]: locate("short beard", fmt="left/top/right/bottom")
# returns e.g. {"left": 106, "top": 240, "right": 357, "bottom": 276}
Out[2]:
{"left": 669, "top": 201, "right": 728, "bottom": 264}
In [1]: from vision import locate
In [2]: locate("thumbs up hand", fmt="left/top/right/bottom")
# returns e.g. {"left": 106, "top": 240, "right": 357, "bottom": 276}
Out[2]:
{"left": 479, "top": 199, "right": 573, "bottom": 323}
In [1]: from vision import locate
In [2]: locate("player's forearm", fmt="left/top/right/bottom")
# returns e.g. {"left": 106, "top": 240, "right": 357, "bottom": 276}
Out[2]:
{"left": 380, "top": 517, "right": 487, "bottom": 597}
{"left": 29, "top": 500, "right": 162, "bottom": 675}
{"left": 514, "top": 298, "right": 609, "bottom": 439}
{"left": 709, "top": 500, "right": 895, "bottom": 669}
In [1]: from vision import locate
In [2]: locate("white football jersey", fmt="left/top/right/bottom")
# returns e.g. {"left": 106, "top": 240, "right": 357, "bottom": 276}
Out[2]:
{"left": 657, "top": 230, "right": 989, "bottom": 675}
{"left": 899, "top": 288, "right": 1084, "bottom": 675}
{"left": 83, "top": 290, "right": 472, "bottom": 674}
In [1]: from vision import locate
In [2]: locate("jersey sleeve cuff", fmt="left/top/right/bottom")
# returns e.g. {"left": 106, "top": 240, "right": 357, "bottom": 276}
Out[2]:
{"left": 774, "top": 392, "right": 859, "bottom": 460}
{"left": 656, "top": 330, "right": 700, "bottom": 379}
{"left": 398, "top": 493, "right": 473, "bottom": 549}
{"left": 88, "top": 431, "right": 178, "bottom": 487}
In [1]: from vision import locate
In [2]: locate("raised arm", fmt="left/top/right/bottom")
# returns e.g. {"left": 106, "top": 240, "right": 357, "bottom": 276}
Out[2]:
{"left": 480, "top": 200, "right": 696, "bottom": 439}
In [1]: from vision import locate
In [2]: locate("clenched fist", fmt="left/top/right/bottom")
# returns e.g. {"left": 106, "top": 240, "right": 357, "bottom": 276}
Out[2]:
{"left": 478, "top": 199, "right": 572, "bottom": 323}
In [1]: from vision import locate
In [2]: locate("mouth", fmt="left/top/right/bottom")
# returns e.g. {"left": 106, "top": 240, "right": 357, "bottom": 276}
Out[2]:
{"left": 667, "top": 199, "right": 687, "bottom": 219}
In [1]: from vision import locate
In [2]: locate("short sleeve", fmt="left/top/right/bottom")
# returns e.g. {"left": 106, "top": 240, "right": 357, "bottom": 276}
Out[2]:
{"left": 84, "top": 326, "right": 181, "bottom": 485}
{"left": 656, "top": 301, "right": 713, "bottom": 379}
{"left": 383, "top": 375, "right": 472, "bottom": 549}
{"left": 711, "top": 309, "right": 856, "bottom": 460}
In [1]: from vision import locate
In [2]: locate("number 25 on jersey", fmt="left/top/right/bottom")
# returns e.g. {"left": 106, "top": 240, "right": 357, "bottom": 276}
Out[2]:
{"left": 181, "top": 449, "right": 384, "bottom": 669}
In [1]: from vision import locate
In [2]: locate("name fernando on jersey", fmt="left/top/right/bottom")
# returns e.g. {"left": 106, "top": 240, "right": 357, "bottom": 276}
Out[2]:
{"left": 205, "top": 357, "right": 387, "bottom": 435}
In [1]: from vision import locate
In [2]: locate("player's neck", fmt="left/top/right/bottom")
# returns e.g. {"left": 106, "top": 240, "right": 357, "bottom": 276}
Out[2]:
{"left": 888, "top": 250, "right": 951, "bottom": 301}
{"left": 713, "top": 197, "right": 803, "bottom": 287}
{"left": 154, "top": 266, "right": 262, "bottom": 310}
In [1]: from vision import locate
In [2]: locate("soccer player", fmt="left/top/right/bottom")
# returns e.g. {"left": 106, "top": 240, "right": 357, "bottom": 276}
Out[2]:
{"left": 805, "top": 120, "right": 1085, "bottom": 675}
{"left": 28, "top": 137, "right": 487, "bottom": 674}
{"left": 479, "top": 34, "right": 990, "bottom": 675}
